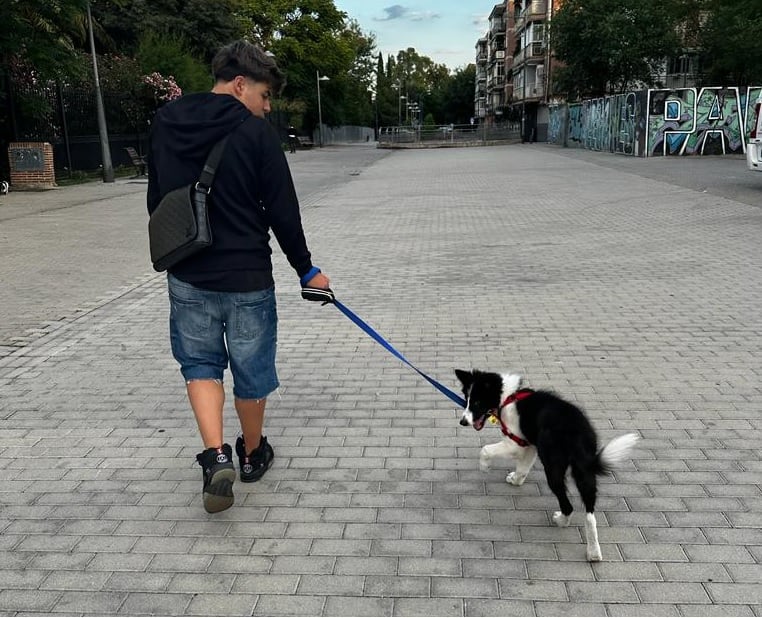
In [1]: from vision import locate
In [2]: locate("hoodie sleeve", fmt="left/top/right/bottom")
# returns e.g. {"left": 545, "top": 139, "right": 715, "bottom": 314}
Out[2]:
{"left": 251, "top": 123, "right": 314, "bottom": 280}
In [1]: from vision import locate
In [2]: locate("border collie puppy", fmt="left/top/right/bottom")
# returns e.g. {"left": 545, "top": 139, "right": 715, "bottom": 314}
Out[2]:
{"left": 455, "top": 369, "right": 639, "bottom": 561}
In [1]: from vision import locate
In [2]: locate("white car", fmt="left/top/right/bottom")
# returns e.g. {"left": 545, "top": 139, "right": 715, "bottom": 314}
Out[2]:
{"left": 747, "top": 95, "right": 762, "bottom": 172}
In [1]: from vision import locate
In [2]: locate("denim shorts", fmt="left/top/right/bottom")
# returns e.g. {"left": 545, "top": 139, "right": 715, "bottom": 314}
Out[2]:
{"left": 167, "top": 274, "right": 279, "bottom": 400}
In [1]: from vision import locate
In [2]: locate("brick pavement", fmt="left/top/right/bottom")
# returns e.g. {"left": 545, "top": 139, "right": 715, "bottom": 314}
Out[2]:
{"left": 0, "top": 144, "right": 760, "bottom": 616}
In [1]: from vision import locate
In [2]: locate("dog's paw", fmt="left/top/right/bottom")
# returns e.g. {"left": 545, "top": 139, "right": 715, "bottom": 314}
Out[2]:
{"left": 478, "top": 447, "right": 491, "bottom": 472}
{"left": 586, "top": 545, "right": 602, "bottom": 562}
{"left": 506, "top": 471, "right": 525, "bottom": 486}
{"left": 552, "top": 511, "right": 571, "bottom": 527}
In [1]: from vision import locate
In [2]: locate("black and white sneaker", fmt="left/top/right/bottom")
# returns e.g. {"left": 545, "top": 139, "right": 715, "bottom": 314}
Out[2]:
{"left": 235, "top": 435, "right": 274, "bottom": 483}
{"left": 196, "top": 444, "right": 235, "bottom": 513}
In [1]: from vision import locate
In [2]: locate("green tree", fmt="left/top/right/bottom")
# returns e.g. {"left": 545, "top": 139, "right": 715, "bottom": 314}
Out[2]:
{"left": 91, "top": 0, "right": 243, "bottom": 61}
{"left": 237, "top": 0, "right": 376, "bottom": 128}
{"left": 697, "top": 0, "right": 762, "bottom": 86}
{"left": 2, "top": 0, "right": 89, "bottom": 78}
{"left": 136, "top": 31, "right": 211, "bottom": 93}
{"left": 552, "top": 0, "right": 678, "bottom": 98}
{"left": 442, "top": 64, "right": 476, "bottom": 125}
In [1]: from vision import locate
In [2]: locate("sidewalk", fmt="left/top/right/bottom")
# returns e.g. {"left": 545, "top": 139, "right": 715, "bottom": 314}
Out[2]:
{"left": 0, "top": 145, "right": 760, "bottom": 616}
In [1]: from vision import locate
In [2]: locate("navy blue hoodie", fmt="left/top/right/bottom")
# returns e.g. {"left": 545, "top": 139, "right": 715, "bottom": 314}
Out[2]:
{"left": 147, "top": 92, "right": 314, "bottom": 291}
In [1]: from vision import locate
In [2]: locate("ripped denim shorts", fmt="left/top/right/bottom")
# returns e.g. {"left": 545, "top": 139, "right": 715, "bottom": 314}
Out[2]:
{"left": 167, "top": 274, "right": 279, "bottom": 400}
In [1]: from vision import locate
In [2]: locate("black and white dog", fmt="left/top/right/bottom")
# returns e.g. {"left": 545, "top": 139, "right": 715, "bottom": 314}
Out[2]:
{"left": 456, "top": 369, "right": 638, "bottom": 561}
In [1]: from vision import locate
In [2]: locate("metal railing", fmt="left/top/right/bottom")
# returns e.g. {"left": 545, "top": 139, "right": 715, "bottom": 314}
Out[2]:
{"left": 378, "top": 123, "right": 521, "bottom": 146}
{"left": 513, "top": 41, "right": 545, "bottom": 65}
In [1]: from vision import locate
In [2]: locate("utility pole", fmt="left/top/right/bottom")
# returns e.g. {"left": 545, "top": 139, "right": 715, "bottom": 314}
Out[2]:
{"left": 87, "top": 1, "right": 114, "bottom": 182}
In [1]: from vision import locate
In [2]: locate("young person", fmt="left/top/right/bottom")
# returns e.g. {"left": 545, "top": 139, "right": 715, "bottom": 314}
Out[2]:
{"left": 147, "top": 41, "right": 331, "bottom": 513}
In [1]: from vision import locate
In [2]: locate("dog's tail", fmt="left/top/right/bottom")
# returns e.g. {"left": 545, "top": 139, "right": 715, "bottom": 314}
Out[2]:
{"left": 597, "top": 433, "right": 639, "bottom": 473}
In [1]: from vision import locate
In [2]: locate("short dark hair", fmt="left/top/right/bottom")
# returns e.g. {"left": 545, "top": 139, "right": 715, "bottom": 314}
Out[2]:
{"left": 211, "top": 40, "right": 285, "bottom": 94}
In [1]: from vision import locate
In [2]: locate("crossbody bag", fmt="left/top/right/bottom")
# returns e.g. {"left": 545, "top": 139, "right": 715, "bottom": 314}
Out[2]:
{"left": 148, "top": 133, "right": 232, "bottom": 272}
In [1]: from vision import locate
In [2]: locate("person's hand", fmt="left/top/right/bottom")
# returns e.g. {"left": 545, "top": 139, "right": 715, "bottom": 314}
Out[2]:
{"left": 305, "top": 272, "right": 331, "bottom": 289}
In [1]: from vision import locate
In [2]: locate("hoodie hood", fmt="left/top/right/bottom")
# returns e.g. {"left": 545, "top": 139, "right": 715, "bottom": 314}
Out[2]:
{"left": 154, "top": 92, "right": 252, "bottom": 160}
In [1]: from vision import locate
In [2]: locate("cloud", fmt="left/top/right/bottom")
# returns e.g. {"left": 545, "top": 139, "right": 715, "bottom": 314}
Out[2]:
{"left": 374, "top": 5, "right": 408, "bottom": 21}
{"left": 409, "top": 11, "right": 441, "bottom": 21}
{"left": 373, "top": 5, "right": 440, "bottom": 22}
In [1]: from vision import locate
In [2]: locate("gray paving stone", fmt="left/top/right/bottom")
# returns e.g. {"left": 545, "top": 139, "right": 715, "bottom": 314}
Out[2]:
{"left": 102, "top": 571, "right": 173, "bottom": 593}
{"left": 254, "top": 594, "right": 326, "bottom": 616}
{"left": 705, "top": 583, "right": 762, "bottom": 605}
{"left": 185, "top": 592, "right": 259, "bottom": 616}
{"left": 499, "top": 578, "right": 567, "bottom": 601}
{"left": 52, "top": 591, "right": 127, "bottom": 614}
{"left": 1, "top": 145, "right": 761, "bottom": 616}
{"left": 323, "top": 595, "right": 394, "bottom": 616}
{"left": 657, "top": 561, "right": 732, "bottom": 583}
{"left": 634, "top": 581, "right": 712, "bottom": 603}
{"left": 0, "top": 589, "right": 62, "bottom": 612}
{"left": 119, "top": 591, "right": 193, "bottom": 615}
{"left": 393, "top": 597, "right": 463, "bottom": 616}
{"left": 676, "top": 603, "right": 756, "bottom": 616}
{"left": 605, "top": 603, "right": 680, "bottom": 616}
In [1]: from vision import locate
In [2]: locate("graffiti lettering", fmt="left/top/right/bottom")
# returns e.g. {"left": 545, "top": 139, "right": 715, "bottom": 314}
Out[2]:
{"left": 551, "top": 86, "right": 761, "bottom": 157}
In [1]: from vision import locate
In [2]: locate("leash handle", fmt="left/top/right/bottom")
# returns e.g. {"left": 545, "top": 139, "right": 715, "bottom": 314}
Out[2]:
{"left": 301, "top": 287, "right": 335, "bottom": 305}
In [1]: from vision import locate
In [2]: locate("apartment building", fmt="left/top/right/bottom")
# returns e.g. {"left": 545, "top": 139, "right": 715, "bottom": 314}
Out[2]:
{"left": 475, "top": 1, "right": 702, "bottom": 140}
{"left": 475, "top": 4, "right": 509, "bottom": 124}
{"left": 476, "top": 1, "right": 561, "bottom": 140}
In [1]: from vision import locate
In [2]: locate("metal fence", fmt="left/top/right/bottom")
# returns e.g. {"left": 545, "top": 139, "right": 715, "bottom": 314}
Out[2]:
{"left": 2, "top": 77, "right": 153, "bottom": 177}
{"left": 377, "top": 123, "right": 521, "bottom": 147}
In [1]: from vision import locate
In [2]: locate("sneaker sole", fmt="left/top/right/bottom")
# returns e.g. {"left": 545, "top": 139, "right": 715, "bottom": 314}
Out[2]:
{"left": 203, "top": 467, "right": 236, "bottom": 513}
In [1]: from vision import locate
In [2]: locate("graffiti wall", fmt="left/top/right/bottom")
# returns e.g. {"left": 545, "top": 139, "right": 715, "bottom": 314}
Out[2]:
{"left": 548, "top": 86, "right": 762, "bottom": 157}
{"left": 647, "top": 87, "right": 762, "bottom": 155}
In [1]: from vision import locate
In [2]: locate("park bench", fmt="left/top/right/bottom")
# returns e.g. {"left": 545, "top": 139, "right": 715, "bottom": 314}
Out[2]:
{"left": 124, "top": 147, "right": 147, "bottom": 176}
{"left": 296, "top": 136, "right": 314, "bottom": 149}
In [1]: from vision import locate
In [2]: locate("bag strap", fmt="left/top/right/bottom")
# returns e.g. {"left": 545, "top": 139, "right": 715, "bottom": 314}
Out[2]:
{"left": 196, "top": 116, "right": 251, "bottom": 191}
{"left": 197, "top": 135, "right": 231, "bottom": 191}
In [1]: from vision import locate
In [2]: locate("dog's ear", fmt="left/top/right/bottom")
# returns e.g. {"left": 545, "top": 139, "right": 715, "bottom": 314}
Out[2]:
{"left": 454, "top": 369, "right": 473, "bottom": 387}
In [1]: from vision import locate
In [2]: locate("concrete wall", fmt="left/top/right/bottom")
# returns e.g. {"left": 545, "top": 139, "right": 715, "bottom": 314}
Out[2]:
{"left": 547, "top": 86, "right": 762, "bottom": 156}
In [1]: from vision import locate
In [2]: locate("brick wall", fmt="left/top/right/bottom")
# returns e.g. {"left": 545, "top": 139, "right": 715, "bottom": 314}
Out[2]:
{"left": 8, "top": 142, "right": 56, "bottom": 190}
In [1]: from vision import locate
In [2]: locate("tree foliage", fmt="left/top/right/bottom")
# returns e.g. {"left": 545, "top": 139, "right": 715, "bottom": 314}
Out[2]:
{"left": 136, "top": 31, "right": 211, "bottom": 93}
{"left": 3, "top": 0, "right": 483, "bottom": 136}
{"left": 90, "top": 0, "right": 242, "bottom": 62}
{"left": 552, "top": 0, "right": 678, "bottom": 99}
{"left": 235, "top": 0, "right": 373, "bottom": 128}
{"left": 697, "top": 0, "right": 762, "bottom": 86}
{"left": 2, "top": 0, "right": 89, "bottom": 78}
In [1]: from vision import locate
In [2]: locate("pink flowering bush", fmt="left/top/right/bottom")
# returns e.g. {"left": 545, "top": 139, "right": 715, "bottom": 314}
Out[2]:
{"left": 142, "top": 72, "right": 182, "bottom": 102}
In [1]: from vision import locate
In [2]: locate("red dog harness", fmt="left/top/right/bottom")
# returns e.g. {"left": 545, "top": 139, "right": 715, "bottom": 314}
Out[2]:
{"left": 490, "top": 389, "right": 534, "bottom": 447}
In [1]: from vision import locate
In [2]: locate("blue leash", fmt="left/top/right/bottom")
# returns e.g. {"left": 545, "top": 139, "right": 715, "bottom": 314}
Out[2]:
{"left": 302, "top": 288, "right": 466, "bottom": 408}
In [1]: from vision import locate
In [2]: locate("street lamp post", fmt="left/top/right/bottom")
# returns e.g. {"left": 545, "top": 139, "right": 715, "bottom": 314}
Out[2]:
{"left": 316, "top": 70, "right": 330, "bottom": 147}
{"left": 87, "top": 1, "right": 114, "bottom": 183}
{"left": 398, "top": 94, "right": 406, "bottom": 126}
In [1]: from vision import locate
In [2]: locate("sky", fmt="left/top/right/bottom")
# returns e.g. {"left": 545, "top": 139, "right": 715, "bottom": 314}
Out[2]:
{"left": 333, "top": 1, "right": 490, "bottom": 72}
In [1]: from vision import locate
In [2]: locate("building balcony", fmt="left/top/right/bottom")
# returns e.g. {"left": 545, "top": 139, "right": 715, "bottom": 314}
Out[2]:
{"left": 487, "top": 75, "right": 506, "bottom": 91}
{"left": 513, "top": 41, "right": 545, "bottom": 66}
{"left": 514, "top": 0, "right": 547, "bottom": 32}
{"left": 489, "top": 28, "right": 506, "bottom": 44}
{"left": 512, "top": 81, "right": 544, "bottom": 102}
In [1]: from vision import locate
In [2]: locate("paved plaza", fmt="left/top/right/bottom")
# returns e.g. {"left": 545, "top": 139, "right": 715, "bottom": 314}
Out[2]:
{"left": 0, "top": 144, "right": 760, "bottom": 616}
